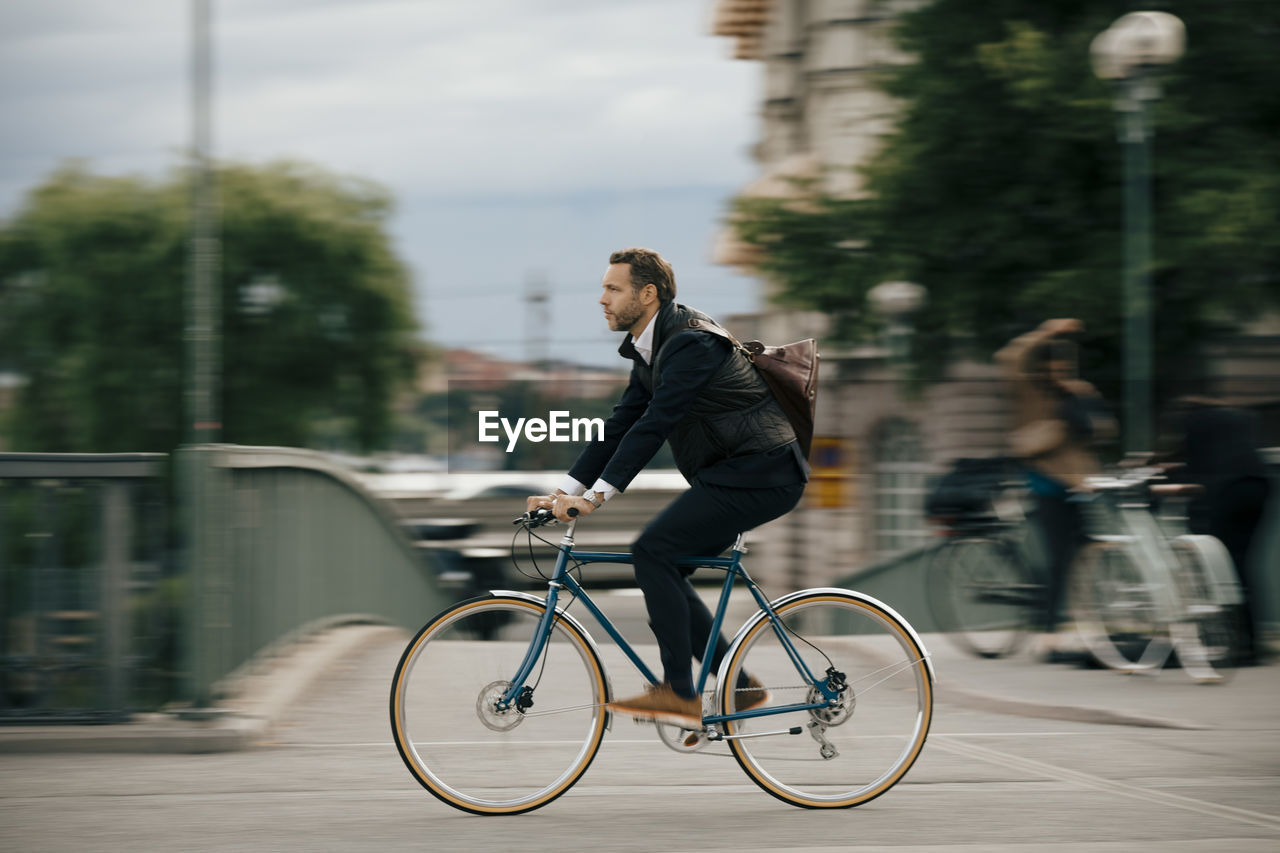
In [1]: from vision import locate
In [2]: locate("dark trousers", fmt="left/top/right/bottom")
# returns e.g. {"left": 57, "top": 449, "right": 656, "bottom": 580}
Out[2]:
{"left": 1034, "top": 493, "right": 1086, "bottom": 632}
{"left": 631, "top": 479, "right": 805, "bottom": 696}
{"left": 1205, "top": 478, "right": 1272, "bottom": 658}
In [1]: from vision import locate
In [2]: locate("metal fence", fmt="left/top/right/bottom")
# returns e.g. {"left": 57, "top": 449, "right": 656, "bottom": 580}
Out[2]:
{"left": 1, "top": 447, "right": 452, "bottom": 722}
{"left": 181, "top": 445, "right": 450, "bottom": 708}
{"left": 0, "top": 454, "right": 169, "bottom": 722}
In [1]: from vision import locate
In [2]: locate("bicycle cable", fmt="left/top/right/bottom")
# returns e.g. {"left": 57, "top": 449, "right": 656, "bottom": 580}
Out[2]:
{"left": 507, "top": 516, "right": 588, "bottom": 695}
{"left": 508, "top": 518, "right": 586, "bottom": 589}
{"left": 741, "top": 574, "right": 836, "bottom": 675}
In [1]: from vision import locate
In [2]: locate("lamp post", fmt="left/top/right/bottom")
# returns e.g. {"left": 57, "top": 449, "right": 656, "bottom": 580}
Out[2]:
{"left": 1091, "top": 12, "right": 1185, "bottom": 455}
{"left": 868, "top": 280, "right": 927, "bottom": 375}
{"left": 183, "top": 0, "right": 223, "bottom": 711}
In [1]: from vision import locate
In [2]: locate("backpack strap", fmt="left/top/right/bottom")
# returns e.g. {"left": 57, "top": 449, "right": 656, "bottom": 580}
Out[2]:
{"left": 653, "top": 317, "right": 751, "bottom": 376}
{"left": 679, "top": 317, "right": 755, "bottom": 362}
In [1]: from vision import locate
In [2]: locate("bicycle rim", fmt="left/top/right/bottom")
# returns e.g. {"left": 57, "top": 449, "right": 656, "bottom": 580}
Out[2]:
{"left": 1071, "top": 543, "right": 1170, "bottom": 673}
{"left": 720, "top": 591, "right": 933, "bottom": 809}
{"left": 390, "top": 595, "right": 608, "bottom": 815}
{"left": 1169, "top": 537, "right": 1242, "bottom": 683}
{"left": 928, "top": 537, "right": 1034, "bottom": 658}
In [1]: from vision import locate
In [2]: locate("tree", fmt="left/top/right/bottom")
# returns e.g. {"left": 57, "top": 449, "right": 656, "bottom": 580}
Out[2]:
{"left": 0, "top": 160, "right": 420, "bottom": 452}
{"left": 734, "top": 0, "right": 1280, "bottom": 391}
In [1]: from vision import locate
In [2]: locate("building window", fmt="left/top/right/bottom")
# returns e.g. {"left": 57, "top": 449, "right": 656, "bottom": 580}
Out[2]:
{"left": 872, "top": 417, "right": 930, "bottom": 558}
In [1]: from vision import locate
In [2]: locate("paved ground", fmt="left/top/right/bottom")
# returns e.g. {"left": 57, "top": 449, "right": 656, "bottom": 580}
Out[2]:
{"left": 1, "top": 591, "right": 1278, "bottom": 852}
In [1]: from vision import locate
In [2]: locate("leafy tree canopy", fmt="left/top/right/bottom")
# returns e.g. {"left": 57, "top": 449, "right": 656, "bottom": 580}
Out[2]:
{"left": 734, "top": 0, "right": 1280, "bottom": 387}
{"left": 0, "top": 160, "right": 420, "bottom": 452}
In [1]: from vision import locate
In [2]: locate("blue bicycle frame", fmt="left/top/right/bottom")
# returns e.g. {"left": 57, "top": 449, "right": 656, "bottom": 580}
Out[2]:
{"left": 497, "top": 519, "right": 843, "bottom": 726}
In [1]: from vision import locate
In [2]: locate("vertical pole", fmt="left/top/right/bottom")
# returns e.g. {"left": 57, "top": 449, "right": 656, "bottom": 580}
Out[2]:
{"left": 1121, "top": 74, "right": 1154, "bottom": 455}
{"left": 183, "top": 0, "right": 222, "bottom": 707}
{"left": 188, "top": 0, "right": 220, "bottom": 448}
{"left": 0, "top": 485, "right": 6, "bottom": 713}
{"left": 525, "top": 272, "right": 550, "bottom": 366}
{"left": 100, "top": 483, "right": 131, "bottom": 716}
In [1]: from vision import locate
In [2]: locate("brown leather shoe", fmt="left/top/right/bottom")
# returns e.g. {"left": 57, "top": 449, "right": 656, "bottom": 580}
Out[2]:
{"left": 732, "top": 675, "right": 770, "bottom": 712}
{"left": 607, "top": 683, "right": 701, "bottom": 726}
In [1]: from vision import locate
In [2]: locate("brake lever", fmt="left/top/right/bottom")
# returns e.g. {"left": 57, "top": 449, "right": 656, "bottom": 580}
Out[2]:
{"left": 513, "top": 509, "right": 558, "bottom": 528}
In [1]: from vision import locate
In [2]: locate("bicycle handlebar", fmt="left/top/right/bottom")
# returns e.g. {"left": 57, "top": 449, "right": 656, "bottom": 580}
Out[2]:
{"left": 1082, "top": 465, "right": 1201, "bottom": 500}
{"left": 512, "top": 506, "right": 580, "bottom": 529}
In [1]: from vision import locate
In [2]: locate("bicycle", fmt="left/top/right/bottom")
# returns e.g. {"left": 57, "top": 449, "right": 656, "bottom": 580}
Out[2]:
{"left": 390, "top": 508, "right": 935, "bottom": 815}
{"left": 925, "top": 460, "right": 1045, "bottom": 659}
{"left": 926, "top": 513, "right": 1043, "bottom": 659}
{"left": 1068, "top": 465, "right": 1245, "bottom": 683}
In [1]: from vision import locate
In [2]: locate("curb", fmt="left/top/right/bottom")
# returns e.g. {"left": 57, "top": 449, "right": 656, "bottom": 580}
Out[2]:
{"left": 938, "top": 682, "right": 1208, "bottom": 730}
{"left": 0, "top": 623, "right": 406, "bottom": 754}
{"left": 921, "top": 633, "right": 1214, "bottom": 731}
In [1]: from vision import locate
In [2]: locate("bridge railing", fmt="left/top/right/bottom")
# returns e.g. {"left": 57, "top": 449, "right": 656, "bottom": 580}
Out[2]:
{"left": 0, "top": 453, "right": 169, "bottom": 722}
{"left": 182, "top": 445, "right": 451, "bottom": 707}
{"left": 0, "top": 446, "right": 452, "bottom": 721}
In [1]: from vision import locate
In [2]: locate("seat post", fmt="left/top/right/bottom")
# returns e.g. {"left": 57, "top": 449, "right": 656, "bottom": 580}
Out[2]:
{"left": 732, "top": 532, "right": 749, "bottom": 554}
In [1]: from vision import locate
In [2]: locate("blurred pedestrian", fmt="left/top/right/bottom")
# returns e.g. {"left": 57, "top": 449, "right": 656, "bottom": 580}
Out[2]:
{"left": 525, "top": 247, "right": 808, "bottom": 725}
{"left": 997, "top": 318, "right": 1116, "bottom": 660}
{"left": 1158, "top": 396, "right": 1273, "bottom": 663}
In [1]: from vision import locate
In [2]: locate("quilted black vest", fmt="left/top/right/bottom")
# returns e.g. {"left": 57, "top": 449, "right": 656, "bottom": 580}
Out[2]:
{"left": 630, "top": 302, "right": 796, "bottom": 481}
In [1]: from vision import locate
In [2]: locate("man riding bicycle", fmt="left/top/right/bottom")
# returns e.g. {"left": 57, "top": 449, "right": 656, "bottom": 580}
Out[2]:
{"left": 526, "top": 247, "right": 809, "bottom": 725}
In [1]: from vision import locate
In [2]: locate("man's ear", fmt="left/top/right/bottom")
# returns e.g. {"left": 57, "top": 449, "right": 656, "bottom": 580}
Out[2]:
{"left": 641, "top": 283, "right": 659, "bottom": 305}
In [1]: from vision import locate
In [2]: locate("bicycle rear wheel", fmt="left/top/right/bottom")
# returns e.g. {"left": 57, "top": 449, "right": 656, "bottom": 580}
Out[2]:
{"left": 1070, "top": 542, "right": 1170, "bottom": 673}
{"left": 718, "top": 590, "right": 933, "bottom": 809}
{"left": 1169, "top": 534, "right": 1244, "bottom": 683}
{"left": 390, "top": 594, "right": 609, "bottom": 815}
{"left": 926, "top": 536, "right": 1037, "bottom": 658}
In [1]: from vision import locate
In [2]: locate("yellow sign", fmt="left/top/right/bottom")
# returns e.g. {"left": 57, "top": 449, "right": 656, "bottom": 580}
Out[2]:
{"left": 807, "top": 436, "right": 854, "bottom": 509}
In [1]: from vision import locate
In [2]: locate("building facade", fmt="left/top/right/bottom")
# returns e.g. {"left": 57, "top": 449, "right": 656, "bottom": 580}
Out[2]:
{"left": 707, "top": 0, "right": 1280, "bottom": 586}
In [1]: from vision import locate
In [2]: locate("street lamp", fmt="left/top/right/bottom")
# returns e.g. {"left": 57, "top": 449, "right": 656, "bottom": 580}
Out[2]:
{"left": 1091, "top": 12, "right": 1185, "bottom": 455}
{"left": 868, "top": 280, "right": 927, "bottom": 373}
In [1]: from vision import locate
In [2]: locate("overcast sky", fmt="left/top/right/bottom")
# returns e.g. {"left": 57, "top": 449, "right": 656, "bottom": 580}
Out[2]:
{"left": 0, "top": 0, "right": 764, "bottom": 366}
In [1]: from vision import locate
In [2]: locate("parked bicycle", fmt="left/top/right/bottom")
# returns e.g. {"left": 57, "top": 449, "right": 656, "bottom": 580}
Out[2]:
{"left": 1068, "top": 465, "right": 1245, "bottom": 683}
{"left": 390, "top": 508, "right": 935, "bottom": 815}
{"left": 925, "top": 458, "right": 1044, "bottom": 659}
{"left": 925, "top": 460, "right": 1243, "bottom": 683}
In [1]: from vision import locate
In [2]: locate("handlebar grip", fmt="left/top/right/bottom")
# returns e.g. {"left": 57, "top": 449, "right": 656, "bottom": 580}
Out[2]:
{"left": 567, "top": 507, "right": 579, "bottom": 518}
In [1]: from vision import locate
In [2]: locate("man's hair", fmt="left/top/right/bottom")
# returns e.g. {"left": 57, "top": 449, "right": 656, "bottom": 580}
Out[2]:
{"left": 609, "top": 247, "right": 676, "bottom": 302}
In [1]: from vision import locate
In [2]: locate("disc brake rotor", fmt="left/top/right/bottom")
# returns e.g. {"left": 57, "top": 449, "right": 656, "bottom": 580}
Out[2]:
{"left": 476, "top": 680, "right": 526, "bottom": 732}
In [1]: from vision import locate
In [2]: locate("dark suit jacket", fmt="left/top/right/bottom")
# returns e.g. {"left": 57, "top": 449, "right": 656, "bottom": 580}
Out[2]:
{"left": 1179, "top": 406, "right": 1268, "bottom": 490}
{"left": 1165, "top": 404, "right": 1271, "bottom": 530}
{"left": 567, "top": 327, "right": 807, "bottom": 492}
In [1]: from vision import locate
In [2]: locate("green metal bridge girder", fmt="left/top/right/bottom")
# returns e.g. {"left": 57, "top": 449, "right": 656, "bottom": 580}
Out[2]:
{"left": 182, "top": 445, "right": 450, "bottom": 707}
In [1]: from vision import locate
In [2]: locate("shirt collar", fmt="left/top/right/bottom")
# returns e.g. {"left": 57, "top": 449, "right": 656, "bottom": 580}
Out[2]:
{"left": 630, "top": 315, "right": 657, "bottom": 365}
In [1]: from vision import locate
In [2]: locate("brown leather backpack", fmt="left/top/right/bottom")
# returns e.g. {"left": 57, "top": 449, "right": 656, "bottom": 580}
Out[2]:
{"left": 685, "top": 318, "right": 820, "bottom": 458}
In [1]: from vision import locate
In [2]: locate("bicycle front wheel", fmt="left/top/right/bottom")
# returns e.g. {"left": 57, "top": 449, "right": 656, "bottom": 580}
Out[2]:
{"left": 926, "top": 536, "right": 1036, "bottom": 658}
{"left": 1070, "top": 542, "right": 1170, "bottom": 673}
{"left": 390, "top": 594, "right": 609, "bottom": 815}
{"left": 718, "top": 590, "right": 933, "bottom": 809}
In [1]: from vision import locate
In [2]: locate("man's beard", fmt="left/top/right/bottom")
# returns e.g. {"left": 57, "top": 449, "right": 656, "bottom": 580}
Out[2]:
{"left": 610, "top": 295, "right": 646, "bottom": 332}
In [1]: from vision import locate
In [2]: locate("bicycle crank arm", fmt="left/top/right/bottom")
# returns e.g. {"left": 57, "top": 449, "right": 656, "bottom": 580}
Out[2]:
{"left": 707, "top": 726, "right": 803, "bottom": 742}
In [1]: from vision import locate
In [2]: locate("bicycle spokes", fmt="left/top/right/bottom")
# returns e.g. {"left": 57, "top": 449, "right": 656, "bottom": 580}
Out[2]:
{"left": 719, "top": 591, "right": 932, "bottom": 808}
{"left": 391, "top": 596, "right": 608, "bottom": 815}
